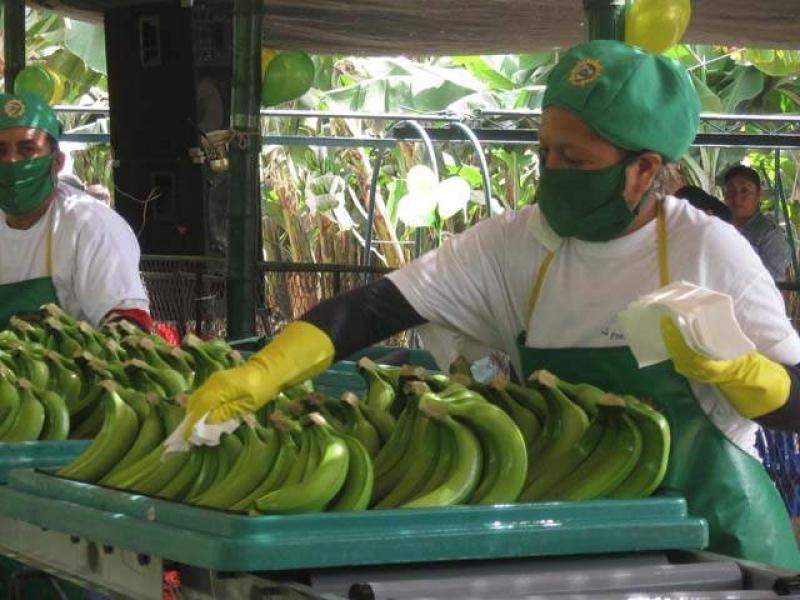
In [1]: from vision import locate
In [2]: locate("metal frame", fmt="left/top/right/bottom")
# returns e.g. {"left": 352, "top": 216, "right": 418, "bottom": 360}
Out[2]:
{"left": 363, "top": 120, "right": 439, "bottom": 266}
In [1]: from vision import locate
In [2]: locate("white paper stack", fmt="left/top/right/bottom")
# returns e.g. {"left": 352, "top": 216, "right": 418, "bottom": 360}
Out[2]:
{"left": 618, "top": 280, "right": 755, "bottom": 368}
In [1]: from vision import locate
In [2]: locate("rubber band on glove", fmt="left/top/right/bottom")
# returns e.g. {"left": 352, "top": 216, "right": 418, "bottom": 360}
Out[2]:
{"left": 661, "top": 316, "right": 790, "bottom": 419}
{"left": 183, "top": 321, "right": 334, "bottom": 435}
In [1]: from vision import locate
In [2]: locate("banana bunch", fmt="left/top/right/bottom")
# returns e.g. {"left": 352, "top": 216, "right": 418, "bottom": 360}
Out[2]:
{"left": 0, "top": 369, "right": 69, "bottom": 442}
{"left": 508, "top": 370, "right": 670, "bottom": 502}
{"left": 0, "top": 303, "right": 244, "bottom": 442}
{"left": 54, "top": 354, "right": 670, "bottom": 515}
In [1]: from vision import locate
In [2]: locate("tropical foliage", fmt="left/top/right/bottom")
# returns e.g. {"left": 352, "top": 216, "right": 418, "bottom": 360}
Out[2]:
{"left": 3, "top": 8, "right": 800, "bottom": 271}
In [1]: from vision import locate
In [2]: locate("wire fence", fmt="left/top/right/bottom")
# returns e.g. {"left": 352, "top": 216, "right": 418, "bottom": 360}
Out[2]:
{"left": 140, "top": 255, "right": 397, "bottom": 341}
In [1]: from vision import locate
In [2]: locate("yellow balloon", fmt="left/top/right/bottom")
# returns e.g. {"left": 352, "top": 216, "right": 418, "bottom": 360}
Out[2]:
{"left": 625, "top": 0, "right": 692, "bottom": 54}
{"left": 261, "top": 48, "right": 278, "bottom": 78}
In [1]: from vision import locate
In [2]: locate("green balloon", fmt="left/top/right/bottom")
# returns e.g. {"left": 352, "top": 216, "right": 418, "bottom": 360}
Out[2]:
{"left": 14, "top": 66, "right": 56, "bottom": 104}
{"left": 261, "top": 51, "right": 315, "bottom": 107}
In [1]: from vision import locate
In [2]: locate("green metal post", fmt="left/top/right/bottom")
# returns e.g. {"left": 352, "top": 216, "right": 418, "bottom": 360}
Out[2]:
{"left": 583, "top": 0, "right": 627, "bottom": 41}
{"left": 4, "top": 0, "right": 26, "bottom": 92}
{"left": 226, "top": 0, "right": 263, "bottom": 340}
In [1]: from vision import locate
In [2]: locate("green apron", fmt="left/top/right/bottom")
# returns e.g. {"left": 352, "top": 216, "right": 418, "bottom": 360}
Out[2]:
{"left": 0, "top": 206, "right": 59, "bottom": 328}
{"left": 518, "top": 202, "right": 800, "bottom": 569}
{"left": 0, "top": 207, "right": 69, "bottom": 599}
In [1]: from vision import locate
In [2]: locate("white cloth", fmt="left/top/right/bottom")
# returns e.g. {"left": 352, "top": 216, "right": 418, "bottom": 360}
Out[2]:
{"left": 0, "top": 183, "right": 150, "bottom": 326}
{"left": 389, "top": 195, "right": 800, "bottom": 456}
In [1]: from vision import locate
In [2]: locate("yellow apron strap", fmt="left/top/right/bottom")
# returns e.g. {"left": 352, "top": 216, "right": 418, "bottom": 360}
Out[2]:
{"left": 526, "top": 199, "right": 670, "bottom": 329}
{"left": 526, "top": 250, "right": 555, "bottom": 326}
{"left": 657, "top": 199, "right": 670, "bottom": 286}
{"left": 45, "top": 205, "right": 54, "bottom": 275}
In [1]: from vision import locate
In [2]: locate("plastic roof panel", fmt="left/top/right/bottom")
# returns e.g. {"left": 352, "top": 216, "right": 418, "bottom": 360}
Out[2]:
{"left": 27, "top": 0, "right": 800, "bottom": 54}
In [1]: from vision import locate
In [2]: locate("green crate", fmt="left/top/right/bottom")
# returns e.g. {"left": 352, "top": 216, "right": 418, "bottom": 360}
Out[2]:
{"left": 228, "top": 337, "right": 438, "bottom": 370}
{"left": 0, "top": 468, "right": 708, "bottom": 572}
{"left": 226, "top": 339, "right": 439, "bottom": 397}
{"left": 0, "top": 441, "right": 90, "bottom": 484}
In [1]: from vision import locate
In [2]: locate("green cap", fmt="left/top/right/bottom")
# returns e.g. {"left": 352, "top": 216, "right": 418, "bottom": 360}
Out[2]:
{"left": 543, "top": 40, "right": 700, "bottom": 162}
{"left": 0, "top": 92, "right": 61, "bottom": 141}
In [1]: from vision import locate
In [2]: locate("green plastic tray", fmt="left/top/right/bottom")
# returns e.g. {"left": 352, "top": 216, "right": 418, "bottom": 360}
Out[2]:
{"left": 229, "top": 338, "right": 438, "bottom": 370}
{"left": 0, "top": 468, "right": 708, "bottom": 572}
{"left": 0, "top": 441, "right": 90, "bottom": 483}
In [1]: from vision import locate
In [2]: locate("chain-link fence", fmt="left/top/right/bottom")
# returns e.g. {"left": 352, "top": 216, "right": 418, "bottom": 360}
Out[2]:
{"left": 140, "top": 255, "right": 394, "bottom": 341}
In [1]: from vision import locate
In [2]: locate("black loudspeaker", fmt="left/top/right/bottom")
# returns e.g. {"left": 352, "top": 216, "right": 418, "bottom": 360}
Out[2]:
{"left": 105, "top": 0, "right": 232, "bottom": 256}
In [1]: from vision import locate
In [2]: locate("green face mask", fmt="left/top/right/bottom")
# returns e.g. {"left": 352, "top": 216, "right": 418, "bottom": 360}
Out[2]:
{"left": 536, "top": 157, "right": 647, "bottom": 242}
{"left": 0, "top": 155, "right": 56, "bottom": 216}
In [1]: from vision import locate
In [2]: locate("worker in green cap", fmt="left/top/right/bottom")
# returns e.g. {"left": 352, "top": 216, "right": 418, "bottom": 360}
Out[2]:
{"left": 185, "top": 41, "right": 800, "bottom": 568}
{"left": 0, "top": 92, "right": 152, "bottom": 330}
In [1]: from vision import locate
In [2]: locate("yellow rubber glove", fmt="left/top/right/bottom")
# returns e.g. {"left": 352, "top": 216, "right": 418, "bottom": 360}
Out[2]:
{"left": 660, "top": 316, "right": 790, "bottom": 419}
{"left": 185, "top": 321, "right": 334, "bottom": 430}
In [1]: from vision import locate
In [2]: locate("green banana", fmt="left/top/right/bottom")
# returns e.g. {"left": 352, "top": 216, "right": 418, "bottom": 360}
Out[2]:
{"left": 0, "top": 368, "right": 21, "bottom": 432}
{"left": 328, "top": 434, "right": 374, "bottom": 512}
{"left": 9, "top": 316, "right": 47, "bottom": 346}
{"left": 102, "top": 399, "right": 183, "bottom": 490}
{"left": 181, "top": 335, "right": 226, "bottom": 387}
{"left": 370, "top": 405, "right": 413, "bottom": 480}
{"left": 302, "top": 393, "right": 346, "bottom": 431}
{"left": 70, "top": 392, "right": 107, "bottom": 440}
{"left": 358, "top": 357, "right": 403, "bottom": 389}
{"left": 207, "top": 432, "right": 245, "bottom": 490}
{"left": 502, "top": 380, "right": 548, "bottom": 424}
{"left": 411, "top": 415, "right": 456, "bottom": 500}
{"left": 340, "top": 393, "right": 381, "bottom": 456}
{"left": 138, "top": 338, "right": 191, "bottom": 391}
{"left": 128, "top": 449, "right": 191, "bottom": 496}
{"left": 101, "top": 404, "right": 164, "bottom": 483}
{"left": 57, "top": 383, "right": 139, "bottom": 482}
{"left": 0, "top": 379, "right": 45, "bottom": 442}
{"left": 125, "top": 359, "right": 186, "bottom": 397}
{"left": 359, "top": 359, "right": 396, "bottom": 412}
{"left": 116, "top": 386, "right": 152, "bottom": 423}
{"left": 371, "top": 405, "right": 420, "bottom": 503}
{"left": 191, "top": 425, "right": 278, "bottom": 509}
{"left": 76, "top": 321, "right": 107, "bottom": 358}
{"left": 231, "top": 428, "right": 299, "bottom": 512}
{"left": 425, "top": 372, "right": 451, "bottom": 393}
{"left": 15, "top": 348, "right": 50, "bottom": 391}
{"left": 546, "top": 408, "right": 643, "bottom": 501}
{"left": 375, "top": 412, "right": 441, "bottom": 508}
{"left": 403, "top": 412, "right": 482, "bottom": 508}
{"left": 182, "top": 447, "right": 220, "bottom": 500}
{"left": 519, "top": 413, "right": 604, "bottom": 501}
{"left": 524, "top": 379, "right": 590, "bottom": 487}
{"left": 69, "top": 381, "right": 104, "bottom": 427}
{"left": 156, "top": 448, "right": 204, "bottom": 501}
{"left": 39, "top": 389, "right": 70, "bottom": 440}
{"left": 609, "top": 395, "right": 671, "bottom": 499}
{"left": 43, "top": 351, "right": 83, "bottom": 411}
{"left": 480, "top": 382, "right": 541, "bottom": 449}
{"left": 435, "top": 384, "right": 527, "bottom": 504}
{"left": 157, "top": 347, "right": 195, "bottom": 389}
{"left": 255, "top": 416, "right": 350, "bottom": 514}
{"left": 535, "top": 370, "right": 601, "bottom": 418}
{"left": 43, "top": 317, "right": 83, "bottom": 358}
{"left": 281, "top": 425, "right": 313, "bottom": 486}
{"left": 360, "top": 403, "right": 396, "bottom": 446}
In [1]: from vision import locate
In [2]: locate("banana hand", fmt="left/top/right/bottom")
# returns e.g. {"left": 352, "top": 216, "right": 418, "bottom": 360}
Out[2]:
{"left": 184, "top": 321, "right": 334, "bottom": 432}
{"left": 660, "top": 316, "right": 790, "bottom": 419}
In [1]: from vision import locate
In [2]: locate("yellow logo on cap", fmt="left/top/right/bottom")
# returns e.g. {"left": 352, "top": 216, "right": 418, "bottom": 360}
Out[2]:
{"left": 3, "top": 99, "right": 25, "bottom": 118}
{"left": 569, "top": 59, "right": 603, "bottom": 87}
